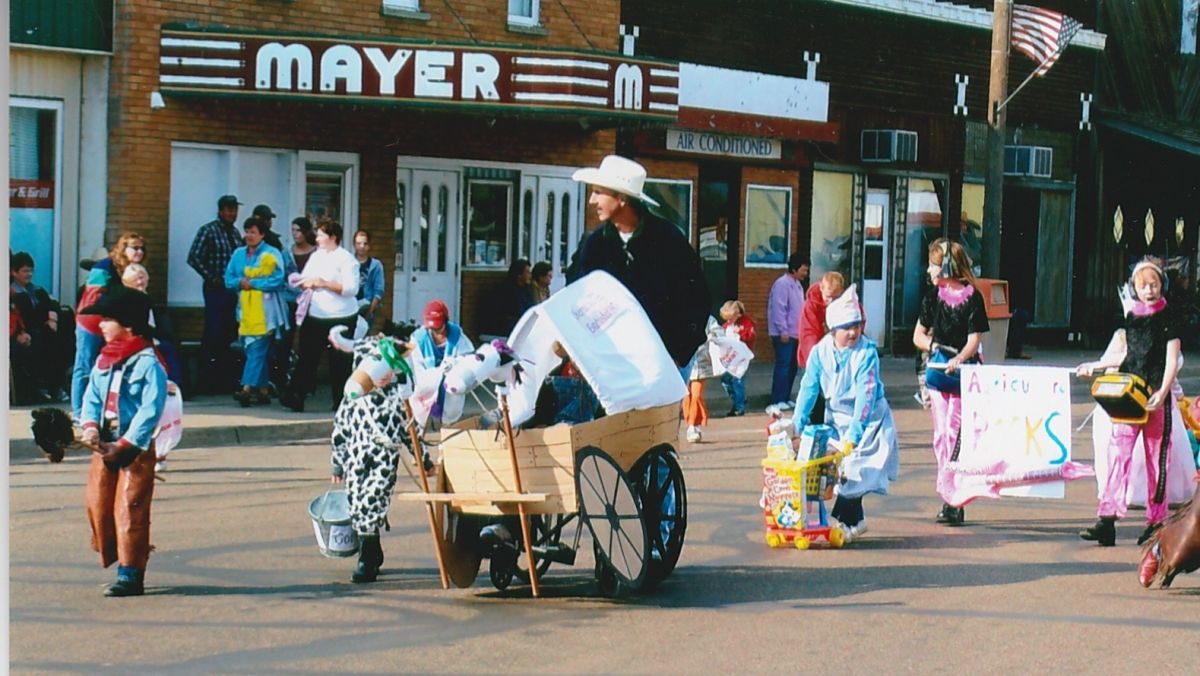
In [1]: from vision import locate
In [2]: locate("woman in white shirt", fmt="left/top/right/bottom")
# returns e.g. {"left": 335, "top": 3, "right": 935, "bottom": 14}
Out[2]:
{"left": 281, "top": 220, "right": 360, "bottom": 412}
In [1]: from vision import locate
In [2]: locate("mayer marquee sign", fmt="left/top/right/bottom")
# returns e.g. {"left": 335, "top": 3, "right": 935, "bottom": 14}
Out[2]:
{"left": 158, "top": 27, "right": 679, "bottom": 121}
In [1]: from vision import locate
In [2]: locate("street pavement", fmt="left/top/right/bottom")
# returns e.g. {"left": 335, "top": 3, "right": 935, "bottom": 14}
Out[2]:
{"left": 8, "top": 349, "right": 1200, "bottom": 673}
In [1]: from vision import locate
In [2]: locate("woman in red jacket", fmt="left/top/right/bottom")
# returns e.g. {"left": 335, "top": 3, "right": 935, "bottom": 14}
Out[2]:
{"left": 719, "top": 300, "right": 756, "bottom": 416}
{"left": 793, "top": 272, "right": 847, "bottom": 422}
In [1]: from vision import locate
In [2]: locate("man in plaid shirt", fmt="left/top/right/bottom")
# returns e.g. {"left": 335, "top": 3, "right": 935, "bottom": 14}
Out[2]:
{"left": 187, "top": 194, "right": 243, "bottom": 393}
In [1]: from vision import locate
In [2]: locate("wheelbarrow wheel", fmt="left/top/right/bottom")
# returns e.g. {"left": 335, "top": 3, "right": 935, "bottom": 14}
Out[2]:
{"left": 489, "top": 544, "right": 517, "bottom": 591}
{"left": 577, "top": 446, "right": 649, "bottom": 593}
{"left": 629, "top": 445, "right": 687, "bottom": 592}
{"left": 512, "top": 514, "right": 565, "bottom": 584}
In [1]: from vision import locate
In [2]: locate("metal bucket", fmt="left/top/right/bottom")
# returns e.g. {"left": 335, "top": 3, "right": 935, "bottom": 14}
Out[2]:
{"left": 308, "top": 489, "right": 360, "bottom": 558}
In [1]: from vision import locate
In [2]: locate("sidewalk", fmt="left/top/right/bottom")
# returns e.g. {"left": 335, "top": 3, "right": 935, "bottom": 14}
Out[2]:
{"left": 11, "top": 347, "right": 1200, "bottom": 462}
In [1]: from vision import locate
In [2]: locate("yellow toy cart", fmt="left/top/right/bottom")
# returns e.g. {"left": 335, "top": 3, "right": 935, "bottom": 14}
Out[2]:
{"left": 760, "top": 424, "right": 847, "bottom": 549}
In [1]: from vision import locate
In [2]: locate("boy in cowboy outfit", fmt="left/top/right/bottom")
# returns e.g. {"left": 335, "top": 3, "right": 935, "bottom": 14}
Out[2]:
{"left": 79, "top": 286, "right": 168, "bottom": 597}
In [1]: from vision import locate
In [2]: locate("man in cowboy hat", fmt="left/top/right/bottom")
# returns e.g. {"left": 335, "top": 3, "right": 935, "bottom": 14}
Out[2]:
{"left": 78, "top": 285, "right": 168, "bottom": 596}
{"left": 571, "top": 155, "right": 710, "bottom": 368}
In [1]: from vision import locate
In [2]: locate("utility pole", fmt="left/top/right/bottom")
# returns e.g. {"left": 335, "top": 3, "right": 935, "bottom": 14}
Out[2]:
{"left": 983, "top": 0, "right": 1010, "bottom": 278}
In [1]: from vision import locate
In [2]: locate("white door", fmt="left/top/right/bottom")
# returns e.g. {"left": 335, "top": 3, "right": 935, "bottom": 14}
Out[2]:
{"left": 297, "top": 151, "right": 359, "bottom": 241}
{"left": 863, "top": 189, "right": 890, "bottom": 344}
{"left": 393, "top": 168, "right": 460, "bottom": 323}
{"left": 518, "top": 175, "right": 580, "bottom": 293}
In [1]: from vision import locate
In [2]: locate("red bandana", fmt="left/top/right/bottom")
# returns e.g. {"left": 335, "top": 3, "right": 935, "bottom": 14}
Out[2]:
{"left": 96, "top": 336, "right": 156, "bottom": 370}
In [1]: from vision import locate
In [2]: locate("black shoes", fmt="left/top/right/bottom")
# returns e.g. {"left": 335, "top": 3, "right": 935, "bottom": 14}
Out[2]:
{"left": 105, "top": 566, "right": 144, "bottom": 597}
{"left": 727, "top": 409, "right": 746, "bottom": 418}
{"left": 1079, "top": 517, "right": 1117, "bottom": 546}
{"left": 1136, "top": 522, "right": 1163, "bottom": 546}
{"left": 352, "top": 533, "right": 384, "bottom": 583}
{"left": 280, "top": 391, "right": 305, "bottom": 412}
{"left": 935, "top": 504, "right": 965, "bottom": 525}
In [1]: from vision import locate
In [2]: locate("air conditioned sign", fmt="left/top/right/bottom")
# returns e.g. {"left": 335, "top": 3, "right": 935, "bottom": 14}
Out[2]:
{"left": 666, "top": 128, "right": 781, "bottom": 160}
{"left": 158, "top": 27, "right": 679, "bottom": 120}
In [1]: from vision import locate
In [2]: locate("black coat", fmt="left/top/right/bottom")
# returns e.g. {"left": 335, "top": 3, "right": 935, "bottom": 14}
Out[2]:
{"left": 572, "top": 212, "right": 711, "bottom": 366}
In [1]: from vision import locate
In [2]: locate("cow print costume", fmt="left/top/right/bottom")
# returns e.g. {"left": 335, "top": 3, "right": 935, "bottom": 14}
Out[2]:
{"left": 331, "top": 335, "right": 417, "bottom": 536}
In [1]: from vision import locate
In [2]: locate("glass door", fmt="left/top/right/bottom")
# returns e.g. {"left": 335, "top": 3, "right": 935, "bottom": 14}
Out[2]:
{"left": 517, "top": 174, "right": 580, "bottom": 294}
{"left": 393, "top": 168, "right": 460, "bottom": 322}
{"left": 863, "top": 189, "right": 890, "bottom": 344}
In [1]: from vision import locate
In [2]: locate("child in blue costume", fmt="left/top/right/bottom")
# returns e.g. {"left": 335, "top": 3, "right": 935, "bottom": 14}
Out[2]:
{"left": 78, "top": 286, "right": 168, "bottom": 597}
{"left": 792, "top": 284, "right": 899, "bottom": 542}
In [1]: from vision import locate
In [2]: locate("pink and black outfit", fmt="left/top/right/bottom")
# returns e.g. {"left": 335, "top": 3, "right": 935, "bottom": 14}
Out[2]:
{"left": 1097, "top": 297, "right": 1178, "bottom": 526}
{"left": 918, "top": 282, "right": 989, "bottom": 521}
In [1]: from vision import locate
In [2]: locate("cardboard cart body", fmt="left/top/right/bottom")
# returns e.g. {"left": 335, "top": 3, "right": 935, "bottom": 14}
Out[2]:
{"left": 398, "top": 272, "right": 687, "bottom": 596}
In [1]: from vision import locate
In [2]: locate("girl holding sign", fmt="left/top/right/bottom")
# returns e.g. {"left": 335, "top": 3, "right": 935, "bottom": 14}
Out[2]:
{"left": 912, "top": 239, "right": 990, "bottom": 526}
{"left": 1076, "top": 259, "right": 1182, "bottom": 547}
{"left": 792, "top": 285, "right": 899, "bottom": 542}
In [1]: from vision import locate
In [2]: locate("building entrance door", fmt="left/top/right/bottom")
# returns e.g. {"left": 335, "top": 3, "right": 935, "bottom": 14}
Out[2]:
{"left": 393, "top": 168, "right": 460, "bottom": 323}
{"left": 520, "top": 175, "right": 580, "bottom": 294}
{"left": 863, "top": 189, "right": 890, "bottom": 344}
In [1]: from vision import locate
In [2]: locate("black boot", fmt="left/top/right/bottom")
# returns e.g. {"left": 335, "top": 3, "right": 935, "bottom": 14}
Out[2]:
{"left": 1079, "top": 517, "right": 1116, "bottom": 546}
{"left": 104, "top": 565, "right": 145, "bottom": 597}
{"left": 1136, "top": 522, "right": 1163, "bottom": 546}
{"left": 936, "top": 504, "right": 954, "bottom": 524}
{"left": 352, "top": 533, "right": 383, "bottom": 583}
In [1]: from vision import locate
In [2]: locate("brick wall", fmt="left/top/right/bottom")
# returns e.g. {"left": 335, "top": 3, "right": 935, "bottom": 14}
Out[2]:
{"left": 109, "top": 0, "right": 622, "bottom": 340}
{"left": 740, "top": 164, "right": 803, "bottom": 364}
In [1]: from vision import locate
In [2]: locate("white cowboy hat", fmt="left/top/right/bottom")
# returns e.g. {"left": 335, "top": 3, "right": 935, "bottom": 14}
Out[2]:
{"left": 571, "top": 155, "right": 659, "bottom": 207}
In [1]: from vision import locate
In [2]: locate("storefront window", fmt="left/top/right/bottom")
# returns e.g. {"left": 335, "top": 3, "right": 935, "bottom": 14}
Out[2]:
{"left": 305, "top": 164, "right": 344, "bottom": 223}
{"left": 810, "top": 171, "right": 854, "bottom": 278}
{"left": 644, "top": 179, "right": 693, "bottom": 241}
{"left": 744, "top": 185, "right": 791, "bottom": 267}
{"left": 466, "top": 180, "right": 511, "bottom": 267}
{"left": 10, "top": 101, "right": 61, "bottom": 291}
{"left": 960, "top": 182, "right": 985, "bottom": 275}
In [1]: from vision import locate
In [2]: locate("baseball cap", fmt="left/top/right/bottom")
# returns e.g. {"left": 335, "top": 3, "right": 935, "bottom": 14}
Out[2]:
{"left": 217, "top": 194, "right": 241, "bottom": 209}
{"left": 252, "top": 204, "right": 276, "bottom": 219}
{"left": 423, "top": 300, "right": 449, "bottom": 330}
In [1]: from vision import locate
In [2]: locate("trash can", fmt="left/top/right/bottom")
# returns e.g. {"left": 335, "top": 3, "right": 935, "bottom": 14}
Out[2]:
{"left": 976, "top": 278, "right": 1011, "bottom": 363}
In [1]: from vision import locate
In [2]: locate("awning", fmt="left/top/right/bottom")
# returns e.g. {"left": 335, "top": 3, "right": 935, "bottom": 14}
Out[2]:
{"left": 676, "top": 62, "right": 839, "bottom": 142}
{"left": 1096, "top": 113, "right": 1200, "bottom": 159}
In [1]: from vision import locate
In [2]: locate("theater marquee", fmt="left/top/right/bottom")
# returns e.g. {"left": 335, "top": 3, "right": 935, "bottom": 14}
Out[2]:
{"left": 157, "top": 26, "right": 680, "bottom": 120}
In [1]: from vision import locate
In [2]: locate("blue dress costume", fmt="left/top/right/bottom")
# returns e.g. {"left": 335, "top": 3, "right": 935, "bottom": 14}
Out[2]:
{"left": 792, "top": 333, "right": 900, "bottom": 502}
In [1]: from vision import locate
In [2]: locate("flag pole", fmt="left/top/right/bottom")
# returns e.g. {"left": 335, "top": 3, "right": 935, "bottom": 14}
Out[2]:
{"left": 996, "top": 52, "right": 1057, "bottom": 114}
{"left": 982, "top": 0, "right": 1011, "bottom": 278}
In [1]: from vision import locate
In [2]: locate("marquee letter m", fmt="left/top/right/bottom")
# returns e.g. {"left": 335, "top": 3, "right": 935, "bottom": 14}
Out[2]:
{"left": 256, "top": 43, "right": 313, "bottom": 91}
{"left": 613, "top": 63, "right": 643, "bottom": 110}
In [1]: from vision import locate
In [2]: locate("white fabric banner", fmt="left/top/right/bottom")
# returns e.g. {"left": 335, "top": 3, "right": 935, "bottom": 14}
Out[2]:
{"left": 955, "top": 365, "right": 1077, "bottom": 501}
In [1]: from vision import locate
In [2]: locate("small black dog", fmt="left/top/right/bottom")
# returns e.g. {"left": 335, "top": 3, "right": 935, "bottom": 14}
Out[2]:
{"left": 31, "top": 407, "right": 75, "bottom": 463}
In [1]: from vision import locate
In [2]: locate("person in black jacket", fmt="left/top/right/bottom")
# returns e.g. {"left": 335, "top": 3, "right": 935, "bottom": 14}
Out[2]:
{"left": 571, "top": 155, "right": 711, "bottom": 370}
{"left": 10, "top": 251, "right": 72, "bottom": 403}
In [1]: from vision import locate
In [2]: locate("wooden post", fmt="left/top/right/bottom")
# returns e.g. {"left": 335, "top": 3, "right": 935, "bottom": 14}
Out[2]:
{"left": 983, "top": 0, "right": 1011, "bottom": 278}
{"left": 498, "top": 387, "right": 541, "bottom": 598}
{"left": 404, "top": 400, "right": 450, "bottom": 590}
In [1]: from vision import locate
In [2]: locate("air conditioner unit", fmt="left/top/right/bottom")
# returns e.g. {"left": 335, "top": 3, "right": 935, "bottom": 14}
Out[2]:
{"left": 861, "top": 129, "right": 918, "bottom": 163}
{"left": 1004, "top": 145, "right": 1053, "bottom": 177}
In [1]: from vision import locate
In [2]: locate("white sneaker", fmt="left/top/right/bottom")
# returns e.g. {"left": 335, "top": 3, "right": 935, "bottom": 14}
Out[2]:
{"left": 155, "top": 460, "right": 167, "bottom": 473}
{"left": 686, "top": 426, "right": 702, "bottom": 443}
{"left": 849, "top": 520, "right": 868, "bottom": 539}
{"left": 780, "top": 401, "right": 795, "bottom": 411}
{"left": 764, "top": 404, "right": 782, "bottom": 417}
{"left": 837, "top": 522, "right": 855, "bottom": 544}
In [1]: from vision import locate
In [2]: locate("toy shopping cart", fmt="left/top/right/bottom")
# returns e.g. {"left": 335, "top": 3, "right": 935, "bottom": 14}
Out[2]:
{"left": 760, "top": 424, "right": 847, "bottom": 550}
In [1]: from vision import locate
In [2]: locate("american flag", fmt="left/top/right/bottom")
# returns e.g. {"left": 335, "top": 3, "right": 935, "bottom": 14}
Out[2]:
{"left": 1010, "top": 4, "right": 1083, "bottom": 77}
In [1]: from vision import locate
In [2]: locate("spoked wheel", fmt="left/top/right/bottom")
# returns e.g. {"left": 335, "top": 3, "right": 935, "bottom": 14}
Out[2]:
{"left": 576, "top": 446, "right": 649, "bottom": 594}
{"left": 489, "top": 544, "right": 517, "bottom": 590}
{"left": 629, "top": 445, "right": 687, "bottom": 592}
{"left": 513, "top": 514, "right": 567, "bottom": 583}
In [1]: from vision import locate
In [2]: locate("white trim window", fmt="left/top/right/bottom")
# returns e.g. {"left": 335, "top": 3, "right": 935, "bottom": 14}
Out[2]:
{"left": 744, "top": 184, "right": 793, "bottom": 268}
{"left": 508, "top": 0, "right": 540, "bottom": 27}
{"left": 383, "top": 0, "right": 421, "bottom": 10}
{"left": 465, "top": 179, "right": 514, "bottom": 268}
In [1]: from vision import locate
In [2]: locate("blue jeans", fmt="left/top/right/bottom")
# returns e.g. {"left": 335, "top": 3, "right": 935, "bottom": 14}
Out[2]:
{"left": 721, "top": 373, "right": 746, "bottom": 413}
{"left": 71, "top": 327, "right": 104, "bottom": 418}
{"left": 241, "top": 335, "right": 272, "bottom": 388}
{"left": 769, "top": 335, "right": 799, "bottom": 405}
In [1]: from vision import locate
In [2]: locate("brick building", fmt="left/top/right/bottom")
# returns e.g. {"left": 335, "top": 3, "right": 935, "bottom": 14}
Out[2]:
{"left": 109, "top": 0, "right": 676, "bottom": 340}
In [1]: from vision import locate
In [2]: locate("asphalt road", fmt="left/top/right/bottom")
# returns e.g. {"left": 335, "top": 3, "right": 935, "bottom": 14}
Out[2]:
{"left": 9, "top": 391, "right": 1199, "bottom": 674}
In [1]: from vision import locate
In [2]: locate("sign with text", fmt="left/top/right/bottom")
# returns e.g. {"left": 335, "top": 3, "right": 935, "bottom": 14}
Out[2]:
{"left": 666, "top": 128, "right": 781, "bottom": 160}
{"left": 158, "top": 27, "right": 679, "bottom": 121}
{"left": 954, "top": 365, "right": 1078, "bottom": 502}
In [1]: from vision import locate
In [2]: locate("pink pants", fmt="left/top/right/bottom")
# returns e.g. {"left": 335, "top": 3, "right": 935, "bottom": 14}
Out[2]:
{"left": 1099, "top": 403, "right": 1170, "bottom": 523}
{"left": 929, "top": 390, "right": 961, "bottom": 499}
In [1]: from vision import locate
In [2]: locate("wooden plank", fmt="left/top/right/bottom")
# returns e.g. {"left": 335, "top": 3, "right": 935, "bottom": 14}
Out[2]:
{"left": 393, "top": 491, "right": 548, "bottom": 504}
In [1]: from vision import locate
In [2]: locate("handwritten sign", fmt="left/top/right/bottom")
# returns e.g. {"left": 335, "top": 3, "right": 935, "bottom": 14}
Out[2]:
{"left": 956, "top": 365, "right": 1074, "bottom": 500}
